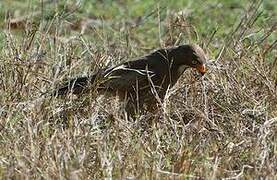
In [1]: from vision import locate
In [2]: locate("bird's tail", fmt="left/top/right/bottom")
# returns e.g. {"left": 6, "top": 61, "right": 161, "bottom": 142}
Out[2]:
{"left": 53, "top": 74, "right": 98, "bottom": 96}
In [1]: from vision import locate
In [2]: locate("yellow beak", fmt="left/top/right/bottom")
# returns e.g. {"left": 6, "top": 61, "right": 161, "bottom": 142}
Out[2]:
{"left": 196, "top": 64, "right": 207, "bottom": 75}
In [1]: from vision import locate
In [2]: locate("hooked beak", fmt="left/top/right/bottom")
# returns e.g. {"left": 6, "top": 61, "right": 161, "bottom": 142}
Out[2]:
{"left": 196, "top": 64, "right": 207, "bottom": 75}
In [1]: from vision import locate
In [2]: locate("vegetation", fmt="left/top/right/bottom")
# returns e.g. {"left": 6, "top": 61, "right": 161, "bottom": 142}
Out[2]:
{"left": 0, "top": 0, "right": 276, "bottom": 179}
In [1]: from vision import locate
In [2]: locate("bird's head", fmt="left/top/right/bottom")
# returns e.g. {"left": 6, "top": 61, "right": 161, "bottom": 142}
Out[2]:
{"left": 172, "top": 44, "right": 208, "bottom": 76}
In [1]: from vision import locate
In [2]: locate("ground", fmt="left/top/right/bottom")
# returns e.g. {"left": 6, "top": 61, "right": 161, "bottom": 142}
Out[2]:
{"left": 0, "top": 0, "right": 276, "bottom": 179}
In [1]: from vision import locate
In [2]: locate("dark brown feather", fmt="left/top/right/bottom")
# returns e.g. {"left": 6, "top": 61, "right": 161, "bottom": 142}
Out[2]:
{"left": 54, "top": 44, "right": 208, "bottom": 114}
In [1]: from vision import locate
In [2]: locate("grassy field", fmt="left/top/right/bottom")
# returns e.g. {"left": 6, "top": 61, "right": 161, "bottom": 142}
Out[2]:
{"left": 0, "top": 0, "right": 276, "bottom": 179}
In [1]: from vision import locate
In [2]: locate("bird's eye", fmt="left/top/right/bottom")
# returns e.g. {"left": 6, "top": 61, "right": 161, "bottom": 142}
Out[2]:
{"left": 191, "top": 60, "right": 198, "bottom": 65}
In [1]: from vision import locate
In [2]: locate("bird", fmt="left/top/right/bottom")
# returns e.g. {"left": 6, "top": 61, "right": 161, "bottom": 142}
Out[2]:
{"left": 53, "top": 44, "right": 208, "bottom": 115}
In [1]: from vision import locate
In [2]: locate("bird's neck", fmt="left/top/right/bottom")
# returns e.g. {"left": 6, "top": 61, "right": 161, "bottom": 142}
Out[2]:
{"left": 176, "top": 65, "right": 189, "bottom": 77}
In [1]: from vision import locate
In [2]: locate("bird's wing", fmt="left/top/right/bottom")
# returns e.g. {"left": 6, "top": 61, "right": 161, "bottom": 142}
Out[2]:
{"left": 103, "top": 60, "right": 157, "bottom": 91}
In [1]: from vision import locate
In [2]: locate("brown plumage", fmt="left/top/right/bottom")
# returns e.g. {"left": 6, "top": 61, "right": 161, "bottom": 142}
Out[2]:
{"left": 54, "top": 44, "right": 208, "bottom": 114}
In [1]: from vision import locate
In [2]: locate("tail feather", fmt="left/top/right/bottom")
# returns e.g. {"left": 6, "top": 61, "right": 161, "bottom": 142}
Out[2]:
{"left": 53, "top": 75, "right": 97, "bottom": 96}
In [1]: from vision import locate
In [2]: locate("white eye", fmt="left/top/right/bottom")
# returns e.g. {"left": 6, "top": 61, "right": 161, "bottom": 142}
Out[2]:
{"left": 192, "top": 60, "right": 198, "bottom": 65}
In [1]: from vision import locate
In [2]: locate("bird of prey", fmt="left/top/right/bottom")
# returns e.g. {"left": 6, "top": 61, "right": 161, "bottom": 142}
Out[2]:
{"left": 54, "top": 44, "right": 208, "bottom": 114}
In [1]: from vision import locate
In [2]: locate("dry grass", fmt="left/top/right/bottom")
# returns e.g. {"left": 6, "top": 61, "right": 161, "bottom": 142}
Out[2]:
{"left": 0, "top": 0, "right": 276, "bottom": 179}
